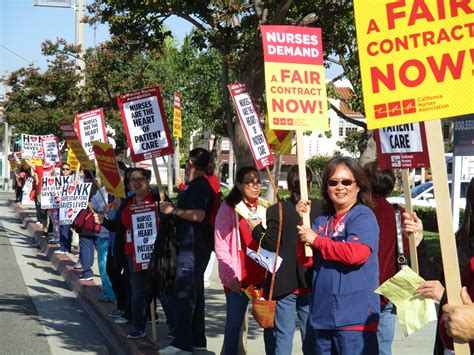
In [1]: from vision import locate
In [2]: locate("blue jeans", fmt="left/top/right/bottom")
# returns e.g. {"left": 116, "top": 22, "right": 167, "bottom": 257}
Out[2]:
{"left": 97, "top": 238, "right": 116, "bottom": 301}
{"left": 314, "top": 329, "right": 379, "bottom": 355}
{"left": 127, "top": 256, "right": 147, "bottom": 332}
{"left": 377, "top": 302, "right": 396, "bottom": 355}
{"left": 264, "top": 293, "right": 313, "bottom": 355}
{"left": 79, "top": 235, "right": 96, "bottom": 278}
{"left": 224, "top": 291, "right": 250, "bottom": 355}
{"left": 59, "top": 224, "right": 72, "bottom": 252}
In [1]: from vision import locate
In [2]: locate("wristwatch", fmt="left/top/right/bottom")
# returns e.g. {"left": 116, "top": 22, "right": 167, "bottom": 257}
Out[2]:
{"left": 171, "top": 207, "right": 177, "bottom": 217}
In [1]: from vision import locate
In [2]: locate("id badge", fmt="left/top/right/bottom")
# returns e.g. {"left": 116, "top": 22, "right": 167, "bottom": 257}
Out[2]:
{"left": 126, "top": 230, "right": 132, "bottom": 243}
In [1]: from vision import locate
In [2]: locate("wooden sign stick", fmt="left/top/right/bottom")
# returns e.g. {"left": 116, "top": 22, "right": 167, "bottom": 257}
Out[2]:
{"left": 401, "top": 169, "right": 419, "bottom": 274}
{"left": 425, "top": 119, "right": 469, "bottom": 355}
{"left": 151, "top": 158, "right": 165, "bottom": 202}
{"left": 296, "top": 131, "right": 312, "bottom": 256}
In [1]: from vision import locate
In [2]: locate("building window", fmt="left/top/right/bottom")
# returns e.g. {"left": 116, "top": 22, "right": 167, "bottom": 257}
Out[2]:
{"left": 338, "top": 119, "right": 361, "bottom": 138}
{"left": 442, "top": 121, "right": 451, "bottom": 140}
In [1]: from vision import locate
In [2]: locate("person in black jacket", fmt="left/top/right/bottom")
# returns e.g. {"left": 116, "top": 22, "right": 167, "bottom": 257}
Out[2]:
{"left": 250, "top": 165, "right": 321, "bottom": 355}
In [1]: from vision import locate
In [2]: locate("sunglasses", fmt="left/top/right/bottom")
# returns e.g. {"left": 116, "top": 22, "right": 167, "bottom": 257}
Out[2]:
{"left": 327, "top": 179, "right": 356, "bottom": 187}
{"left": 242, "top": 181, "right": 262, "bottom": 188}
{"left": 62, "top": 167, "right": 70, "bottom": 171}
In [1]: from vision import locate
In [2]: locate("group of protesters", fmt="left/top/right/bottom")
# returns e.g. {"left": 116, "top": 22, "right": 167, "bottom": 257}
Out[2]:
{"left": 13, "top": 146, "right": 474, "bottom": 355}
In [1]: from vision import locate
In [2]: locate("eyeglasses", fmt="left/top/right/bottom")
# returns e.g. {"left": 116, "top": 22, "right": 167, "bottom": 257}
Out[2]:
{"left": 130, "top": 178, "right": 149, "bottom": 183}
{"left": 327, "top": 179, "right": 356, "bottom": 187}
{"left": 243, "top": 181, "right": 262, "bottom": 188}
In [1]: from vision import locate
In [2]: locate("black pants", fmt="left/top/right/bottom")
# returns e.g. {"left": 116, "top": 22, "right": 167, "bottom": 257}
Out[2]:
{"left": 106, "top": 247, "right": 131, "bottom": 318}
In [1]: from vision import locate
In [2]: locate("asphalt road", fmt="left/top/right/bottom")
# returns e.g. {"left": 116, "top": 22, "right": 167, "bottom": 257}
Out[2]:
{"left": 0, "top": 192, "right": 111, "bottom": 354}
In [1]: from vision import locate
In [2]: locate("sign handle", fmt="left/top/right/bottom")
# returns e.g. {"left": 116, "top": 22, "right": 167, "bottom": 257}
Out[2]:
{"left": 74, "top": 162, "right": 81, "bottom": 183}
{"left": 296, "top": 131, "right": 312, "bottom": 257}
{"left": 425, "top": 119, "right": 469, "bottom": 355}
{"left": 150, "top": 300, "right": 157, "bottom": 341}
{"left": 401, "top": 169, "right": 419, "bottom": 274}
{"left": 151, "top": 158, "right": 165, "bottom": 201}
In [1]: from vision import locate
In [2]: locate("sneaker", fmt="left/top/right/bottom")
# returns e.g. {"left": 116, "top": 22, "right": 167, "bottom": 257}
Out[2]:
{"left": 159, "top": 345, "right": 191, "bottom": 354}
{"left": 193, "top": 346, "right": 207, "bottom": 351}
{"left": 97, "top": 296, "right": 115, "bottom": 303}
{"left": 79, "top": 275, "right": 93, "bottom": 281}
{"left": 114, "top": 316, "right": 129, "bottom": 324}
{"left": 74, "top": 262, "right": 82, "bottom": 270}
{"left": 54, "top": 250, "right": 67, "bottom": 255}
{"left": 126, "top": 330, "right": 146, "bottom": 339}
{"left": 109, "top": 309, "right": 124, "bottom": 318}
{"left": 49, "top": 238, "right": 60, "bottom": 244}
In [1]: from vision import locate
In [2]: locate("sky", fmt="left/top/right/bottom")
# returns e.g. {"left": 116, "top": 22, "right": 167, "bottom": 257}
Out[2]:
{"left": 0, "top": 0, "right": 191, "bottom": 94}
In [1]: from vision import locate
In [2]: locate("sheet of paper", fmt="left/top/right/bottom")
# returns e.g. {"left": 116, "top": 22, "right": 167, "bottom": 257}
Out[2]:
{"left": 375, "top": 266, "right": 437, "bottom": 336}
{"left": 246, "top": 247, "right": 282, "bottom": 273}
{"left": 235, "top": 200, "right": 267, "bottom": 228}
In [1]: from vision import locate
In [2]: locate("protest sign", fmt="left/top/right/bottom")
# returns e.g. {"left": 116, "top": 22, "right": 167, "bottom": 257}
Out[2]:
{"left": 41, "top": 175, "right": 72, "bottom": 209}
{"left": 92, "top": 141, "right": 126, "bottom": 198}
{"left": 21, "top": 177, "right": 35, "bottom": 206}
{"left": 59, "top": 122, "right": 94, "bottom": 170}
{"left": 375, "top": 122, "right": 430, "bottom": 169}
{"left": 75, "top": 108, "right": 108, "bottom": 160}
{"left": 172, "top": 92, "right": 182, "bottom": 138}
{"left": 117, "top": 86, "right": 174, "bottom": 162}
{"left": 130, "top": 203, "right": 158, "bottom": 271}
{"left": 453, "top": 114, "right": 474, "bottom": 156}
{"left": 67, "top": 148, "right": 79, "bottom": 172}
{"left": 228, "top": 83, "right": 275, "bottom": 170}
{"left": 41, "top": 135, "right": 61, "bottom": 166}
{"left": 58, "top": 182, "right": 92, "bottom": 225}
{"left": 22, "top": 134, "right": 44, "bottom": 159}
{"left": 265, "top": 116, "right": 292, "bottom": 155}
{"left": 261, "top": 25, "right": 328, "bottom": 131}
{"left": 353, "top": 0, "right": 473, "bottom": 129}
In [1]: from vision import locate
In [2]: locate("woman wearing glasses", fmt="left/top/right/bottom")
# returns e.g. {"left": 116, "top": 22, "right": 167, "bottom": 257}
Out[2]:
{"left": 214, "top": 166, "right": 267, "bottom": 355}
{"left": 296, "top": 156, "right": 380, "bottom": 355}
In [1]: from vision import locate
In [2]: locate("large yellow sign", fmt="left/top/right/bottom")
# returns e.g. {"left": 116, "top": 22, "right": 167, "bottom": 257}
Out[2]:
{"left": 354, "top": 0, "right": 473, "bottom": 129}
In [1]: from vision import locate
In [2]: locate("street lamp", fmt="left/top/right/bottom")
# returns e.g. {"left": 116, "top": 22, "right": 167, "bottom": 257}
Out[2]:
{"left": 33, "top": 0, "right": 86, "bottom": 86}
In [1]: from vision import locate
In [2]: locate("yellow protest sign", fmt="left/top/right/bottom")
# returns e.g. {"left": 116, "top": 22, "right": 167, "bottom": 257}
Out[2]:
{"left": 265, "top": 116, "right": 292, "bottom": 155}
{"left": 67, "top": 148, "right": 79, "bottom": 171}
{"left": 354, "top": 0, "right": 473, "bottom": 129}
{"left": 29, "top": 158, "right": 43, "bottom": 167}
{"left": 261, "top": 25, "right": 328, "bottom": 131}
{"left": 173, "top": 92, "right": 182, "bottom": 138}
{"left": 92, "top": 142, "right": 126, "bottom": 198}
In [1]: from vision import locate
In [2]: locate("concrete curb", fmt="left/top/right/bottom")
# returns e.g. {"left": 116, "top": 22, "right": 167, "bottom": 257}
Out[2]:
{"left": 9, "top": 200, "right": 160, "bottom": 355}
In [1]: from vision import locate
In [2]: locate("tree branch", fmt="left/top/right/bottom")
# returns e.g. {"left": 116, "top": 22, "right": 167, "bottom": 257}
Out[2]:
{"left": 330, "top": 102, "right": 367, "bottom": 129}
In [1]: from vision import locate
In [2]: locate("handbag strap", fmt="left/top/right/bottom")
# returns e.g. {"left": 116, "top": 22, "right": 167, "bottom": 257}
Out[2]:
{"left": 393, "top": 204, "right": 407, "bottom": 269}
{"left": 268, "top": 202, "right": 283, "bottom": 301}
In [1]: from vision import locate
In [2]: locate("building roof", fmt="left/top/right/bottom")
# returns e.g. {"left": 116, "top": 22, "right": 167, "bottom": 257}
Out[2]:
{"left": 335, "top": 87, "right": 362, "bottom": 116}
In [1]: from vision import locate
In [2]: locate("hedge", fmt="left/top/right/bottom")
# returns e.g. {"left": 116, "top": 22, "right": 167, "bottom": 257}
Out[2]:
{"left": 413, "top": 206, "right": 464, "bottom": 233}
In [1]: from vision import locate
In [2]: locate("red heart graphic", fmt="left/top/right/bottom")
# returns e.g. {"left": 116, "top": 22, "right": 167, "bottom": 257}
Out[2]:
{"left": 273, "top": 129, "right": 290, "bottom": 143}
{"left": 68, "top": 185, "right": 76, "bottom": 194}
{"left": 67, "top": 208, "right": 73, "bottom": 218}
{"left": 54, "top": 195, "right": 61, "bottom": 204}
{"left": 31, "top": 137, "right": 38, "bottom": 142}
{"left": 48, "top": 178, "right": 55, "bottom": 186}
{"left": 93, "top": 145, "right": 121, "bottom": 188}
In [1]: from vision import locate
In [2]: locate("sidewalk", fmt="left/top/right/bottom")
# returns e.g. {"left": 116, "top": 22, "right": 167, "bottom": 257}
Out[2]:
{"left": 6, "top": 192, "right": 437, "bottom": 354}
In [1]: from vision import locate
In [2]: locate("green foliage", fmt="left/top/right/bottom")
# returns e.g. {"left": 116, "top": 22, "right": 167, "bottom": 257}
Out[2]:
{"left": 336, "top": 130, "right": 363, "bottom": 158}
{"left": 412, "top": 206, "right": 464, "bottom": 233}
{"left": 306, "top": 153, "right": 342, "bottom": 186}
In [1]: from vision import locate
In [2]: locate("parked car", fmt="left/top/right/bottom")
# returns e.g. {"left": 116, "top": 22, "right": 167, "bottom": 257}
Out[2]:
{"left": 387, "top": 181, "right": 469, "bottom": 208}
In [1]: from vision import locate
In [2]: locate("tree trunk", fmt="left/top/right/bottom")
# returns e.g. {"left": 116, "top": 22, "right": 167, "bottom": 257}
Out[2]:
{"left": 358, "top": 130, "right": 377, "bottom": 166}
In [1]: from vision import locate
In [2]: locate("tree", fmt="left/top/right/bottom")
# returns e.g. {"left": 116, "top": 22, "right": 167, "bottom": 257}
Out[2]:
{"left": 336, "top": 130, "right": 363, "bottom": 158}
{"left": 86, "top": 1, "right": 371, "bottom": 167}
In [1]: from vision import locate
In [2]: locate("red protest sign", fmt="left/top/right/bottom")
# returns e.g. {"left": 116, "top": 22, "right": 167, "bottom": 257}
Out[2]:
{"left": 117, "top": 86, "right": 174, "bottom": 162}
{"left": 375, "top": 122, "right": 430, "bottom": 169}
{"left": 75, "top": 108, "right": 108, "bottom": 160}
{"left": 228, "top": 83, "right": 275, "bottom": 170}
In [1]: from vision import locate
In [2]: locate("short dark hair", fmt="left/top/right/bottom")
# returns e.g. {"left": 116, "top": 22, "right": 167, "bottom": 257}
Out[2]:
{"left": 287, "top": 165, "right": 314, "bottom": 205}
{"left": 320, "top": 156, "right": 373, "bottom": 214}
{"left": 128, "top": 168, "right": 152, "bottom": 180}
{"left": 189, "top": 148, "right": 211, "bottom": 172}
{"left": 83, "top": 169, "right": 96, "bottom": 180}
{"left": 363, "top": 161, "right": 395, "bottom": 197}
{"left": 225, "top": 166, "right": 260, "bottom": 208}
